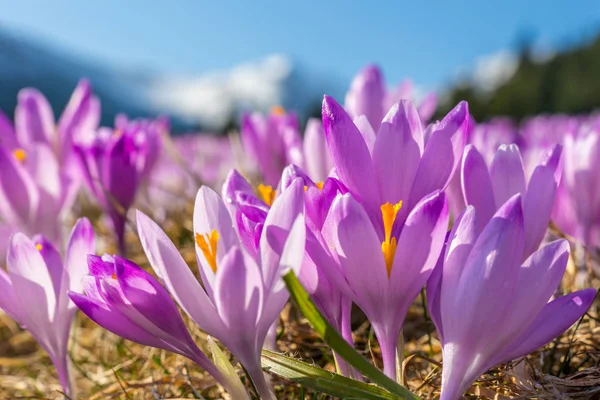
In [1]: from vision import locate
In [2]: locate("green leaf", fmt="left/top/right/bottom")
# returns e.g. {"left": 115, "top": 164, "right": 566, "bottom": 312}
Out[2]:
{"left": 282, "top": 271, "right": 419, "bottom": 400}
{"left": 262, "top": 350, "right": 399, "bottom": 400}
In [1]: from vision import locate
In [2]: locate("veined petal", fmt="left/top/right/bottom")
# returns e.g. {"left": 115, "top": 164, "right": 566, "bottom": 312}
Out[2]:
{"left": 492, "top": 289, "right": 596, "bottom": 366}
{"left": 409, "top": 101, "right": 469, "bottom": 208}
{"left": 221, "top": 169, "right": 254, "bottom": 214}
{"left": 490, "top": 144, "right": 527, "bottom": 208}
{"left": 353, "top": 115, "right": 377, "bottom": 156}
{"left": 322, "top": 96, "right": 380, "bottom": 210}
{"left": 0, "top": 148, "right": 40, "bottom": 226}
{"left": 389, "top": 191, "right": 448, "bottom": 330}
{"left": 259, "top": 178, "right": 304, "bottom": 290}
{"left": 193, "top": 186, "right": 239, "bottom": 287}
{"left": 327, "top": 193, "right": 388, "bottom": 319}
{"left": 136, "top": 211, "right": 224, "bottom": 336}
{"left": 373, "top": 100, "right": 423, "bottom": 205}
{"left": 445, "top": 195, "right": 524, "bottom": 353}
{"left": 522, "top": 164, "right": 557, "bottom": 257}
{"left": 213, "top": 246, "right": 263, "bottom": 331}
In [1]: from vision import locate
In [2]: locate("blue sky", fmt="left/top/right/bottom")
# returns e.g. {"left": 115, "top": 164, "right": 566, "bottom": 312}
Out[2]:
{"left": 1, "top": 1, "right": 599, "bottom": 90}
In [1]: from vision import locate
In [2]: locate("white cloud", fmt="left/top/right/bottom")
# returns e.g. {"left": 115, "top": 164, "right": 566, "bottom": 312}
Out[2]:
{"left": 471, "top": 50, "right": 519, "bottom": 92}
{"left": 148, "top": 54, "right": 292, "bottom": 130}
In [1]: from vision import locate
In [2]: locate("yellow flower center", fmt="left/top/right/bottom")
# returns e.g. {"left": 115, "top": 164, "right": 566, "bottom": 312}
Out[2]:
{"left": 381, "top": 201, "right": 403, "bottom": 278}
{"left": 257, "top": 184, "right": 276, "bottom": 207}
{"left": 35, "top": 243, "right": 43, "bottom": 251}
{"left": 13, "top": 148, "right": 27, "bottom": 163}
{"left": 271, "top": 105, "right": 286, "bottom": 116}
{"left": 195, "top": 229, "right": 220, "bottom": 273}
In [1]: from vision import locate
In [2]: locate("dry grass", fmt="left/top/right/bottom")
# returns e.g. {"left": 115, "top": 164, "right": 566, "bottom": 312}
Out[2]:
{"left": 0, "top": 205, "right": 598, "bottom": 400}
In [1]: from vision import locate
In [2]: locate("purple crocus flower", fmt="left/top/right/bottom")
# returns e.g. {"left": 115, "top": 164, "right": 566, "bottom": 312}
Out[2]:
{"left": 69, "top": 254, "right": 248, "bottom": 398}
{"left": 344, "top": 65, "right": 438, "bottom": 131}
{"left": 0, "top": 219, "right": 94, "bottom": 397}
{"left": 427, "top": 197, "right": 596, "bottom": 400}
{"left": 552, "top": 130, "right": 600, "bottom": 248}
{"left": 136, "top": 179, "right": 305, "bottom": 399}
{"left": 0, "top": 143, "right": 78, "bottom": 246}
{"left": 319, "top": 189, "right": 449, "bottom": 379}
{"left": 15, "top": 80, "right": 100, "bottom": 173}
{"left": 461, "top": 143, "right": 562, "bottom": 258}
{"left": 241, "top": 107, "right": 303, "bottom": 186}
{"left": 75, "top": 119, "right": 161, "bottom": 255}
{"left": 322, "top": 95, "right": 468, "bottom": 233}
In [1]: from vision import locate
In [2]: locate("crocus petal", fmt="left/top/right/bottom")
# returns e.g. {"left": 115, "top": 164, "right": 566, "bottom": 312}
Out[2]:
{"left": 63, "top": 218, "right": 95, "bottom": 297}
{"left": 522, "top": 164, "right": 557, "bottom": 257}
{"left": 445, "top": 195, "right": 524, "bottom": 352}
{"left": 0, "top": 109, "right": 17, "bottom": 148}
{"left": 15, "top": 88, "right": 56, "bottom": 147}
{"left": 193, "top": 186, "right": 239, "bottom": 288}
{"left": 69, "top": 292, "right": 168, "bottom": 350}
{"left": 0, "top": 148, "right": 40, "bottom": 226}
{"left": 136, "top": 211, "right": 224, "bottom": 336}
{"left": 259, "top": 178, "right": 304, "bottom": 290}
{"left": 7, "top": 233, "right": 56, "bottom": 343}
{"left": 490, "top": 144, "right": 527, "bottom": 208}
{"left": 222, "top": 169, "right": 254, "bottom": 214}
{"left": 213, "top": 246, "right": 263, "bottom": 331}
{"left": 322, "top": 96, "right": 380, "bottom": 211}
{"left": 344, "top": 65, "right": 385, "bottom": 131}
{"left": 274, "top": 214, "right": 306, "bottom": 292}
{"left": 31, "top": 235, "right": 63, "bottom": 300}
{"left": 461, "top": 145, "right": 496, "bottom": 230}
{"left": 493, "top": 289, "right": 596, "bottom": 365}
{"left": 114, "top": 256, "right": 197, "bottom": 349}
{"left": 373, "top": 100, "right": 423, "bottom": 205}
{"left": 409, "top": 101, "right": 469, "bottom": 207}
{"left": 327, "top": 193, "right": 388, "bottom": 319}
{"left": 436, "top": 206, "right": 478, "bottom": 341}
{"left": 505, "top": 240, "right": 570, "bottom": 338}
{"left": 389, "top": 191, "right": 448, "bottom": 322}
{"left": 0, "top": 269, "right": 24, "bottom": 324}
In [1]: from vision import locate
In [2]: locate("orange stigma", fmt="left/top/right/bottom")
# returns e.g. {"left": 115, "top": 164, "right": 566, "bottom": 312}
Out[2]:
{"left": 304, "top": 181, "right": 324, "bottom": 191}
{"left": 13, "top": 148, "right": 26, "bottom": 163}
{"left": 111, "top": 273, "right": 117, "bottom": 280}
{"left": 257, "top": 184, "right": 276, "bottom": 206}
{"left": 35, "top": 243, "right": 43, "bottom": 251}
{"left": 195, "top": 230, "right": 220, "bottom": 273}
{"left": 380, "top": 201, "right": 403, "bottom": 278}
{"left": 271, "top": 105, "right": 285, "bottom": 116}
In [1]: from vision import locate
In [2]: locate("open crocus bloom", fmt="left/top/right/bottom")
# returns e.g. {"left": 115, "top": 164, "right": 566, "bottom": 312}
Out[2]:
{"left": 322, "top": 95, "right": 468, "bottom": 234}
{"left": 136, "top": 179, "right": 305, "bottom": 400}
{"left": 0, "top": 143, "right": 78, "bottom": 247}
{"left": 344, "top": 64, "right": 438, "bottom": 130}
{"left": 69, "top": 254, "right": 248, "bottom": 399}
{"left": 15, "top": 80, "right": 100, "bottom": 173}
{"left": 427, "top": 196, "right": 596, "bottom": 400}
{"left": 320, "top": 189, "right": 449, "bottom": 379}
{"left": 0, "top": 219, "right": 94, "bottom": 397}
{"left": 461, "top": 143, "right": 562, "bottom": 258}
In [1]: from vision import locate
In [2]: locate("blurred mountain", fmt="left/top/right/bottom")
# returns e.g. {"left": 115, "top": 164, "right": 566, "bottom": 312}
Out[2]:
{"left": 438, "top": 34, "right": 600, "bottom": 120}
{"left": 0, "top": 28, "right": 342, "bottom": 133}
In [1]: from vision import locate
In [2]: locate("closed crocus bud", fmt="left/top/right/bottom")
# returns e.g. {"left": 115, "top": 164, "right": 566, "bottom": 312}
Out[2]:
{"left": 69, "top": 254, "right": 247, "bottom": 397}
{"left": 427, "top": 199, "right": 596, "bottom": 400}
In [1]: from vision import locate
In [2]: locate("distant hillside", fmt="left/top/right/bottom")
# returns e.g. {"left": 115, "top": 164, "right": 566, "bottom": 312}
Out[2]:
{"left": 439, "top": 35, "right": 600, "bottom": 120}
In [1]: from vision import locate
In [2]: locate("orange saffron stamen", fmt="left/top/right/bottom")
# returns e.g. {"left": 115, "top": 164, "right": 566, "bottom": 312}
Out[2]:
{"left": 257, "top": 184, "right": 276, "bottom": 206}
{"left": 380, "top": 201, "right": 403, "bottom": 278}
{"left": 195, "top": 230, "right": 220, "bottom": 273}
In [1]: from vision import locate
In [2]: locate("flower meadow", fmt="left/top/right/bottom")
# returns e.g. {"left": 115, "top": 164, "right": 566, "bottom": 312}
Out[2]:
{"left": 0, "top": 65, "right": 599, "bottom": 400}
